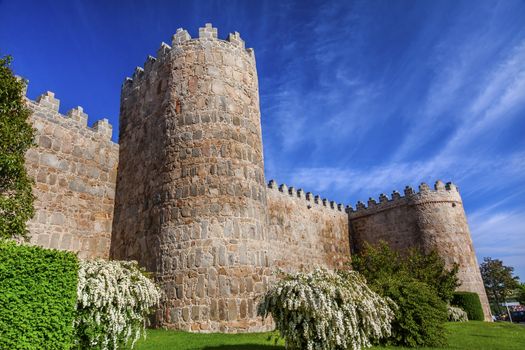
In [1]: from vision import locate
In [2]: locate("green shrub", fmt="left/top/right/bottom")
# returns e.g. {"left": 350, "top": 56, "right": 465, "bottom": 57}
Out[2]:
{"left": 404, "top": 247, "right": 460, "bottom": 303}
{"left": 0, "top": 240, "right": 78, "bottom": 349}
{"left": 451, "top": 292, "right": 484, "bottom": 321}
{"left": 257, "top": 268, "right": 395, "bottom": 350}
{"left": 371, "top": 275, "right": 448, "bottom": 347}
{"left": 352, "top": 242, "right": 452, "bottom": 347}
{"left": 352, "top": 241, "right": 459, "bottom": 303}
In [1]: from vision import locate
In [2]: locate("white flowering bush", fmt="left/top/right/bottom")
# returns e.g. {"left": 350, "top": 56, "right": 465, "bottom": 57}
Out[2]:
{"left": 257, "top": 268, "right": 396, "bottom": 350}
{"left": 74, "top": 260, "right": 161, "bottom": 350}
{"left": 447, "top": 305, "right": 468, "bottom": 322}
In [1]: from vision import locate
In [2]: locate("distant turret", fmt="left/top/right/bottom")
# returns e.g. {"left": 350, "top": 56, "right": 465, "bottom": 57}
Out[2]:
{"left": 348, "top": 180, "right": 492, "bottom": 320}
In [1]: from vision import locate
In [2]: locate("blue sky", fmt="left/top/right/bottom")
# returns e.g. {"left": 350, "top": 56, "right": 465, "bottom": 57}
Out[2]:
{"left": 1, "top": 0, "right": 524, "bottom": 279}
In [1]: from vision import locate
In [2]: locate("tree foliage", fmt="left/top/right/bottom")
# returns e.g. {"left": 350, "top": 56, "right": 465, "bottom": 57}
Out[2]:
{"left": 0, "top": 55, "right": 35, "bottom": 239}
{"left": 517, "top": 283, "right": 525, "bottom": 305}
{"left": 351, "top": 241, "right": 460, "bottom": 302}
{"left": 479, "top": 257, "right": 519, "bottom": 314}
{"left": 352, "top": 242, "right": 454, "bottom": 347}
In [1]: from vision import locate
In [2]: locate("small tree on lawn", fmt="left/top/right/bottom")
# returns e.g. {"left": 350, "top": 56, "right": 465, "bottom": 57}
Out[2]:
{"left": 480, "top": 257, "right": 520, "bottom": 315}
{"left": 517, "top": 283, "right": 525, "bottom": 305}
{"left": 0, "top": 55, "right": 35, "bottom": 239}
{"left": 352, "top": 242, "right": 454, "bottom": 347}
{"left": 351, "top": 241, "right": 460, "bottom": 303}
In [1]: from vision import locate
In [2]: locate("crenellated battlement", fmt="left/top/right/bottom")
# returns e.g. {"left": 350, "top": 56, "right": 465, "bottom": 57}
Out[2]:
{"left": 348, "top": 180, "right": 461, "bottom": 217}
{"left": 122, "top": 23, "right": 254, "bottom": 95}
{"left": 267, "top": 179, "right": 346, "bottom": 212}
{"left": 24, "top": 86, "right": 115, "bottom": 141}
{"left": 23, "top": 83, "right": 119, "bottom": 262}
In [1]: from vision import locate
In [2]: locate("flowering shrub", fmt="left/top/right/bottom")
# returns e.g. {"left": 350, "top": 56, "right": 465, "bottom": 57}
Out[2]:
{"left": 74, "top": 260, "right": 161, "bottom": 350}
{"left": 257, "top": 268, "right": 395, "bottom": 350}
{"left": 448, "top": 305, "right": 468, "bottom": 322}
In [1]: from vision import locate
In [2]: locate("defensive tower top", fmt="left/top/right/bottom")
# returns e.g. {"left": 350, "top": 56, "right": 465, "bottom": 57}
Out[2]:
{"left": 348, "top": 180, "right": 462, "bottom": 218}
{"left": 122, "top": 23, "right": 254, "bottom": 96}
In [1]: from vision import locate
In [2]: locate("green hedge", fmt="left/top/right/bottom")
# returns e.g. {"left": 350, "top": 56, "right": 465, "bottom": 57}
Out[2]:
{"left": 374, "top": 276, "right": 448, "bottom": 347}
{"left": 0, "top": 240, "right": 78, "bottom": 349}
{"left": 452, "top": 292, "right": 484, "bottom": 321}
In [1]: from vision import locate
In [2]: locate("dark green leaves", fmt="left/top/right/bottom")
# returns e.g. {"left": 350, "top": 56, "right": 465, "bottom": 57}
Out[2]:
{"left": 0, "top": 55, "right": 36, "bottom": 239}
{"left": 351, "top": 242, "right": 454, "bottom": 347}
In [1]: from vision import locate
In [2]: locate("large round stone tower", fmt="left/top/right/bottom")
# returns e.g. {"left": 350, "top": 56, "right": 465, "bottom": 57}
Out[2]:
{"left": 413, "top": 182, "right": 491, "bottom": 320}
{"left": 111, "top": 24, "right": 271, "bottom": 332}
{"left": 348, "top": 181, "right": 492, "bottom": 321}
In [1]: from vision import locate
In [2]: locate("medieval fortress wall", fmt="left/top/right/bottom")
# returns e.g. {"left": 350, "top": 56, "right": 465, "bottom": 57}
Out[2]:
{"left": 22, "top": 23, "right": 491, "bottom": 330}
{"left": 110, "top": 25, "right": 274, "bottom": 332}
{"left": 266, "top": 180, "right": 350, "bottom": 271}
{"left": 24, "top": 91, "right": 118, "bottom": 259}
{"left": 348, "top": 181, "right": 491, "bottom": 318}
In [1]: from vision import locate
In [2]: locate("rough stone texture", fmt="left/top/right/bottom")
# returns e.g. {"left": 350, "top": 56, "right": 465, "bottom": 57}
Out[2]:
{"left": 266, "top": 181, "right": 350, "bottom": 271}
{"left": 348, "top": 181, "right": 491, "bottom": 321}
{"left": 111, "top": 25, "right": 273, "bottom": 332}
{"left": 24, "top": 92, "right": 118, "bottom": 259}
{"left": 22, "top": 23, "right": 491, "bottom": 330}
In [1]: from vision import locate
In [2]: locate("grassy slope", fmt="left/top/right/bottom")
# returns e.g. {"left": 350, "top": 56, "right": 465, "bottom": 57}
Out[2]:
{"left": 135, "top": 330, "right": 284, "bottom": 349}
{"left": 377, "top": 322, "right": 525, "bottom": 350}
{"left": 135, "top": 322, "right": 525, "bottom": 350}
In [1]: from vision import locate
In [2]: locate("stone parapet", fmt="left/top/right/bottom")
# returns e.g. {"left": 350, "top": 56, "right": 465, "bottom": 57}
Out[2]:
{"left": 28, "top": 90, "right": 114, "bottom": 141}
{"left": 24, "top": 86, "right": 118, "bottom": 259}
{"left": 267, "top": 179, "right": 347, "bottom": 212}
{"left": 121, "top": 23, "right": 255, "bottom": 102}
{"left": 348, "top": 180, "right": 461, "bottom": 218}
{"left": 266, "top": 180, "right": 350, "bottom": 271}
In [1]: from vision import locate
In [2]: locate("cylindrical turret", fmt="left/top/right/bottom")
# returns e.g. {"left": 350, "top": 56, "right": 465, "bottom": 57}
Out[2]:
{"left": 111, "top": 24, "right": 271, "bottom": 332}
{"left": 348, "top": 181, "right": 492, "bottom": 321}
{"left": 413, "top": 181, "right": 492, "bottom": 320}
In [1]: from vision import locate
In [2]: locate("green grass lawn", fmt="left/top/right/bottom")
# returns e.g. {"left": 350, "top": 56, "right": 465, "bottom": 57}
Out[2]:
{"left": 135, "top": 321, "right": 525, "bottom": 350}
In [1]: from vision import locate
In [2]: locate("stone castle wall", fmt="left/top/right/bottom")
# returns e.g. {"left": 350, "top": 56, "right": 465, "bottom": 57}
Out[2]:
{"left": 24, "top": 90, "right": 118, "bottom": 259}
{"left": 266, "top": 180, "right": 350, "bottom": 271}
{"left": 111, "top": 25, "right": 272, "bottom": 332}
{"left": 21, "top": 23, "right": 492, "bottom": 329}
{"left": 348, "top": 181, "right": 491, "bottom": 320}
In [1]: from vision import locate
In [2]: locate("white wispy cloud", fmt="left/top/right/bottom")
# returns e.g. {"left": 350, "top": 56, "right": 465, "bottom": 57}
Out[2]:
{"left": 260, "top": 1, "right": 525, "bottom": 275}
{"left": 437, "top": 39, "right": 525, "bottom": 157}
{"left": 469, "top": 208, "right": 525, "bottom": 280}
{"left": 394, "top": 26, "right": 525, "bottom": 162}
{"left": 282, "top": 150, "right": 525, "bottom": 204}
{"left": 260, "top": 1, "right": 385, "bottom": 154}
